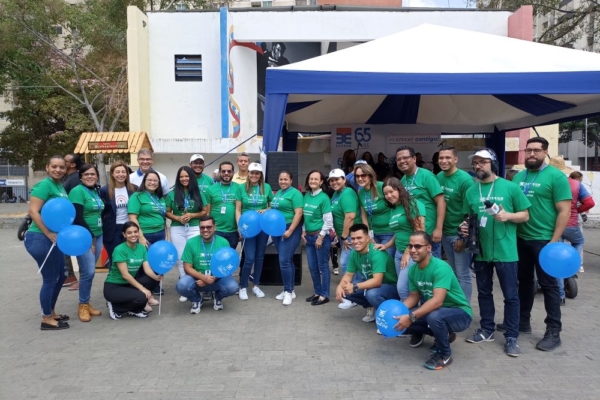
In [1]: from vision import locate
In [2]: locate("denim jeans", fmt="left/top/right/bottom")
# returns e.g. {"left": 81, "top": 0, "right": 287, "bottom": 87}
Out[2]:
{"left": 171, "top": 225, "right": 200, "bottom": 278}
{"left": 374, "top": 232, "right": 396, "bottom": 259}
{"left": 25, "top": 231, "right": 67, "bottom": 316}
{"left": 339, "top": 239, "right": 352, "bottom": 275}
{"left": 144, "top": 230, "right": 165, "bottom": 246}
{"left": 559, "top": 226, "right": 585, "bottom": 298}
{"left": 431, "top": 241, "right": 442, "bottom": 259}
{"left": 305, "top": 234, "right": 331, "bottom": 298}
{"left": 240, "top": 231, "right": 269, "bottom": 288}
{"left": 272, "top": 224, "right": 302, "bottom": 293}
{"left": 394, "top": 250, "right": 416, "bottom": 300}
{"left": 344, "top": 276, "right": 400, "bottom": 309}
{"left": 517, "top": 238, "right": 562, "bottom": 330}
{"left": 216, "top": 231, "right": 240, "bottom": 249}
{"left": 176, "top": 275, "right": 238, "bottom": 303}
{"left": 441, "top": 235, "right": 473, "bottom": 303}
{"left": 473, "top": 261, "right": 520, "bottom": 338}
{"left": 77, "top": 234, "right": 103, "bottom": 304}
{"left": 407, "top": 307, "right": 472, "bottom": 356}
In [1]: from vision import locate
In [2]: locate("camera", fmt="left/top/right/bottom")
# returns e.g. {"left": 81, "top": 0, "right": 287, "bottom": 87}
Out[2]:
{"left": 458, "top": 213, "right": 480, "bottom": 254}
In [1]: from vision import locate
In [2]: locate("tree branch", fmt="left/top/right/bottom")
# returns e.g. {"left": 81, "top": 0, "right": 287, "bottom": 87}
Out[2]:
{"left": 47, "top": 76, "right": 85, "bottom": 105}
{"left": 109, "top": 94, "right": 128, "bottom": 132}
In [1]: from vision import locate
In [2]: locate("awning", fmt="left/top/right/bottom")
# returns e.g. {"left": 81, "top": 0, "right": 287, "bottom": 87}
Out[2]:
{"left": 74, "top": 132, "right": 153, "bottom": 154}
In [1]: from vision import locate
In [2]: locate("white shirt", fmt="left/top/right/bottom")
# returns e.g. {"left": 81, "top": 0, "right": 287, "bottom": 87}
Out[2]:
{"left": 130, "top": 169, "right": 170, "bottom": 195}
{"left": 114, "top": 186, "right": 130, "bottom": 224}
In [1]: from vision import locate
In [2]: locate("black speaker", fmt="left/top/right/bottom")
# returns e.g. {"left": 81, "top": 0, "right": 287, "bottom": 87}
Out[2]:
{"left": 259, "top": 244, "right": 302, "bottom": 286}
{"left": 266, "top": 151, "right": 299, "bottom": 191}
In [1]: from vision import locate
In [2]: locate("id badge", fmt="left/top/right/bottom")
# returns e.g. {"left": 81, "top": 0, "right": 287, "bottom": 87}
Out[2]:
{"left": 480, "top": 216, "right": 488, "bottom": 228}
{"left": 369, "top": 230, "right": 374, "bottom": 239}
{"left": 220, "top": 206, "right": 227, "bottom": 214}
{"left": 97, "top": 218, "right": 102, "bottom": 227}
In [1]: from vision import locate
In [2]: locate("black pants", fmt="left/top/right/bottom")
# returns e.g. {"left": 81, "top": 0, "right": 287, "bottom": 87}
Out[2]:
{"left": 517, "top": 238, "right": 562, "bottom": 330}
{"left": 330, "top": 242, "right": 339, "bottom": 268}
{"left": 103, "top": 225, "right": 125, "bottom": 269}
{"left": 103, "top": 272, "right": 158, "bottom": 314}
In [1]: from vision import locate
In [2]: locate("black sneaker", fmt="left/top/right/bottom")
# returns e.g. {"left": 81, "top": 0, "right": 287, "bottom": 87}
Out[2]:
{"left": 423, "top": 352, "right": 453, "bottom": 370}
{"left": 410, "top": 333, "right": 425, "bottom": 348}
{"left": 496, "top": 322, "right": 532, "bottom": 334}
{"left": 560, "top": 298, "right": 566, "bottom": 306}
{"left": 152, "top": 287, "right": 164, "bottom": 296}
{"left": 429, "top": 332, "right": 456, "bottom": 353}
{"left": 106, "top": 301, "right": 122, "bottom": 320}
{"left": 504, "top": 337, "right": 521, "bottom": 357}
{"left": 536, "top": 328, "right": 561, "bottom": 351}
{"left": 127, "top": 311, "right": 149, "bottom": 318}
{"left": 465, "top": 329, "right": 494, "bottom": 343}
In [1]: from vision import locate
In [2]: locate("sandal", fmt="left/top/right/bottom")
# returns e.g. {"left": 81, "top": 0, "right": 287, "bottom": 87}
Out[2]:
{"left": 53, "top": 314, "right": 70, "bottom": 322}
{"left": 41, "top": 321, "right": 70, "bottom": 330}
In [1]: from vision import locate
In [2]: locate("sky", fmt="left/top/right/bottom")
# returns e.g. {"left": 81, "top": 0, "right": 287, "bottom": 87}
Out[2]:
{"left": 405, "top": 0, "right": 475, "bottom": 7}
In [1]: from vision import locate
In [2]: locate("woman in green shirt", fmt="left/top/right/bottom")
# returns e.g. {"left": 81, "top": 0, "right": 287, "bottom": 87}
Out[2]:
{"left": 271, "top": 170, "right": 304, "bottom": 306}
{"left": 235, "top": 162, "right": 274, "bottom": 300}
{"left": 69, "top": 164, "right": 105, "bottom": 322}
{"left": 128, "top": 171, "right": 167, "bottom": 247}
{"left": 104, "top": 221, "right": 162, "bottom": 319}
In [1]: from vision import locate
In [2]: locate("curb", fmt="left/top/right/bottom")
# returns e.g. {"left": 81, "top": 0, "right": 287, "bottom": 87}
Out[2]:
{"left": 0, "top": 218, "right": 24, "bottom": 230}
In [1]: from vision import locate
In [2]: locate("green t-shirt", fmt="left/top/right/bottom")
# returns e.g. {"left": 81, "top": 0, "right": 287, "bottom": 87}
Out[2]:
{"left": 206, "top": 182, "right": 240, "bottom": 233}
{"left": 512, "top": 165, "right": 572, "bottom": 241}
{"left": 389, "top": 199, "right": 426, "bottom": 252}
{"left": 181, "top": 234, "right": 230, "bottom": 274}
{"left": 331, "top": 187, "right": 362, "bottom": 237}
{"left": 358, "top": 181, "right": 392, "bottom": 234}
{"left": 271, "top": 187, "right": 304, "bottom": 224}
{"left": 465, "top": 178, "right": 531, "bottom": 262}
{"left": 29, "top": 177, "right": 70, "bottom": 233}
{"left": 437, "top": 169, "right": 475, "bottom": 235}
{"left": 347, "top": 243, "right": 398, "bottom": 284}
{"left": 165, "top": 190, "right": 207, "bottom": 227}
{"left": 401, "top": 168, "right": 443, "bottom": 235}
{"left": 303, "top": 191, "right": 332, "bottom": 233}
{"left": 236, "top": 183, "right": 274, "bottom": 213}
{"left": 68, "top": 184, "right": 105, "bottom": 237}
{"left": 105, "top": 243, "right": 148, "bottom": 285}
{"left": 408, "top": 257, "right": 472, "bottom": 318}
{"left": 127, "top": 191, "right": 167, "bottom": 234}
{"left": 196, "top": 173, "right": 214, "bottom": 195}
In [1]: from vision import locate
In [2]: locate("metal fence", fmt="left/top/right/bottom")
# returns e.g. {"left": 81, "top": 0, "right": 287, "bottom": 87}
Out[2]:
{"left": 0, "top": 185, "right": 28, "bottom": 203}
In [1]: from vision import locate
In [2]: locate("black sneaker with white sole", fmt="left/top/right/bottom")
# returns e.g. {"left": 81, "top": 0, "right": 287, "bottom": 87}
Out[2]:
{"left": 424, "top": 353, "right": 453, "bottom": 370}
{"left": 409, "top": 333, "right": 425, "bottom": 348}
{"left": 106, "top": 301, "right": 122, "bottom": 320}
{"left": 127, "top": 311, "right": 149, "bottom": 318}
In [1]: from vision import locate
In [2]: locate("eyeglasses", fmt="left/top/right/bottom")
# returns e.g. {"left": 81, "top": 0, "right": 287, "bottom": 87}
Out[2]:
{"left": 397, "top": 156, "right": 414, "bottom": 162}
{"left": 523, "top": 148, "right": 545, "bottom": 155}
{"left": 408, "top": 244, "right": 426, "bottom": 250}
{"left": 471, "top": 160, "right": 491, "bottom": 168}
{"left": 199, "top": 226, "right": 214, "bottom": 230}
{"left": 221, "top": 170, "right": 233, "bottom": 174}
{"left": 191, "top": 161, "right": 204, "bottom": 166}
{"left": 355, "top": 173, "right": 368, "bottom": 179}
{"left": 138, "top": 158, "right": 152, "bottom": 162}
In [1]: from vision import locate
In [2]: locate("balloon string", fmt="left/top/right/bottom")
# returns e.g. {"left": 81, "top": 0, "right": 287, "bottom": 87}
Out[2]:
{"left": 38, "top": 243, "right": 56, "bottom": 275}
{"left": 158, "top": 280, "right": 162, "bottom": 316}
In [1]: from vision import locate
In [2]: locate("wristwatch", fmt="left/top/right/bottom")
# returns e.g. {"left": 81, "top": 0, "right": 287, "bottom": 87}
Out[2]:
{"left": 408, "top": 312, "right": 417, "bottom": 323}
{"left": 353, "top": 284, "right": 359, "bottom": 293}
{"left": 341, "top": 236, "right": 347, "bottom": 241}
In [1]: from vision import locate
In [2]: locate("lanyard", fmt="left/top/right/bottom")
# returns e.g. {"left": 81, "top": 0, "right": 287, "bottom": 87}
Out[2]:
{"left": 85, "top": 186, "right": 102, "bottom": 210}
{"left": 198, "top": 174, "right": 208, "bottom": 191}
{"left": 273, "top": 187, "right": 290, "bottom": 209}
{"left": 220, "top": 182, "right": 233, "bottom": 202}
{"left": 362, "top": 188, "right": 374, "bottom": 218}
{"left": 201, "top": 237, "right": 215, "bottom": 265}
{"left": 405, "top": 168, "right": 419, "bottom": 193}
{"left": 522, "top": 164, "right": 547, "bottom": 196}
{"left": 332, "top": 187, "right": 345, "bottom": 205}
{"left": 183, "top": 193, "right": 190, "bottom": 211}
{"left": 146, "top": 191, "right": 165, "bottom": 216}
{"left": 478, "top": 178, "right": 497, "bottom": 203}
{"left": 251, "top": 185, "right": 260, "bottom": 208}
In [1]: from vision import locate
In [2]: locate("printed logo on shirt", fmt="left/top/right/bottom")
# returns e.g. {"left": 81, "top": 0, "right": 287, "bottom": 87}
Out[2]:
{"left": 116, "top": 194, "right": 128, "bottom": 208}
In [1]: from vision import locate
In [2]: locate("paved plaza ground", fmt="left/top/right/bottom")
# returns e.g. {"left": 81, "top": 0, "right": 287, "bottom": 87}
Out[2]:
{"left": 1, "top": 226, "right": 599, "bottom": 400}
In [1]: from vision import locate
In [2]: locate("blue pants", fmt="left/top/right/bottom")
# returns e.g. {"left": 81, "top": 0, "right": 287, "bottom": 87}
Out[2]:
{"left": 407, "top": 307, "right": 472, "bottom": 356}
{"left": 441, "top": 235, "right": 473, "bottom": 303}
{"left": 343, "top": 277, "right": 400, "bottom": 309}
{"left": 176, "top": 275, "right": 238, "bottom": 303}
{"left": 216, "top": 231, "right": 240, "bottom": 249}
{"left": 340, "top": 238, "right": 352, "bottom": 275}
{"left": 240, "top": 231, "right": 269, "bottom": 288}
{"left": 305, "top": 234, "right": 331, "bottom": 298}
{"left": 76, "top": 234, "right": 103, "bottom": 304}
{"left": 272, "top": 223, "right": 302, "bottom": 293}
{"left": 394, "top": 250, "right": 416, "bottom": 300}
{"left": 431, "top": 241, "right": 442, "bottom": 259}
{"left": 374, "top": 232, "right": 395, "bottom": 259}
{"left": 144, "top": 230, "right": 165, "bottom": 246}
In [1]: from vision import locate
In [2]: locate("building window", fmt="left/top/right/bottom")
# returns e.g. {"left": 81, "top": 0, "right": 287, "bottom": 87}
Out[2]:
{"left": 53, "top": 26, "right": 63, "bottom": 34}
{"left": 174, "top": 55, "right": 202, "bottom": 82}
{"left": 262, "top": 1, "right": 273, "bottom": 6}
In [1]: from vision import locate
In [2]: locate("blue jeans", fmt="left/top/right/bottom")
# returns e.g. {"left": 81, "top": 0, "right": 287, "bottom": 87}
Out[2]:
{"left": 431, "top": 241, "right": 442, "bottom": 259}
{"left": 407, "top": 307, "right": 472, "bottom": 356}
{"left": 77, "top": 234, "right": 103, "bottom": 304}
{"left": 144, "top": 230, "right": 165, "bottom": 246}
{"left": 474, "top": 261, "right": 520, "bottom": 338}
{"left": 559, "top": 226, "right": 585, "bottom": 298}
{"left": 344, "top": 276, "right": 400, "bottom": 309}
{"left": 216, "top": 231, "right": 240, "bottom": 249}
{"left": 25, "top": 232, "right": 67, "bottom": 316}
{"left": 272, "top": 223, "right": 302, "bottom": 293}
{"left": 240, "top": 231, "right": 269, "bottom": 288}
{"left": 441, "top": 235, "right": 473, "bottom": 303}
{"left": 305, "top": 234, "right": 331, "bottom": 298}
{"left": 340, "top": 238, "right": 352, "bottom": 275}
{"left": 374, "top": 233, "right": 395, "bottom": 259}
{"left": 176, "top": 275, "right": 238, "bottom": 303}
{"left": 394, "top": 250, "right": 416, "bottom": 300}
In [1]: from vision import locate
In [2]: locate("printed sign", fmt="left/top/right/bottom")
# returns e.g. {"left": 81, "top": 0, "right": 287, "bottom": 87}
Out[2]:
{"left": 88, "top": 141, "right": 129, "bottom": 151}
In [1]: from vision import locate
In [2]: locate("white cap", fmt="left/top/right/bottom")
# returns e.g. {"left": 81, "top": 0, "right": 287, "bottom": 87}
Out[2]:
{"left": 468, "top": 149, "right": 496, "bottom": 161}
{"left": 190, "top": 154, "right": 204, "bottom": 163}
{"left": 248, "top": 162, "right": 263, "bottom": 173}
{"left": 354, "top": 160, "right": 367, "bottom": 166}
{"left": 328, "top": 169, "right": 346, "bottom": 180}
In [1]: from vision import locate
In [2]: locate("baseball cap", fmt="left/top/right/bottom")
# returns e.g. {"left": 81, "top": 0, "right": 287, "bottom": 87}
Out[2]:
{"left": 468, "top": 149, "right": 496, "bottom": 161}
{"left": 328, "top": 169, "right": 346, "bottom": 180}
{"left": 190, "top": 154, "right": 204, "bottom": 163}
{"left": 248, "top": 162, "right": 263, "bottom": 173}
{"left": 354, "top": 160, "right": 367, "bottom": 166}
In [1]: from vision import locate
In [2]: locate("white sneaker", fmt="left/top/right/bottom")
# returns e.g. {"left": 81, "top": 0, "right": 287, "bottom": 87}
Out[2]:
{"left": 333, "top": 268, "right": 339, "bottom": 275}
{"left": 190, "top": 301, "right": 201, "bottom": 314}
{"left": 362, "top": 307, "right": 375, "bottom": 322}
{"left": 276, "top": 290, "right": 296, "bottom": 300}
{"left": 252, "top": 286, "right": 265, "bottom": 298}
{"left": 579, "top": 266, "right": 585, "bottom": 273}
{"left": 338, "top": 298, "right": 357, "bottom": 310}
{"left": 179, "top": 296, "right": 188, "bottom": 303}
{"left": 239, "top": 288, "right": 249, "bottom": 301}
{"left": 213, "top": 298, "right": 224, "bottom": 311}
{"left": 376, "top": 328, "right": 382, "bottom": 335}
{"left": 282, "top": 292, "right": 293, "bottom": 306}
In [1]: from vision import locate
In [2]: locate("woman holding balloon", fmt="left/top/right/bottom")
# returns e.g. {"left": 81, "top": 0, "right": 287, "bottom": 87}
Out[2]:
{"left": 271, "top": 171, "right": 304, "bottom": 306}
{"left": 25, "top": 155, "right": 71, "bottom": 330}
{"left": 235, "top": 162, "right": 273, "bottom": 301}
{"left": 104, "top": 221, "right": 163, "bottom": 319}
{"left": 69, "top": 164, "right": 106, "bottom": 322}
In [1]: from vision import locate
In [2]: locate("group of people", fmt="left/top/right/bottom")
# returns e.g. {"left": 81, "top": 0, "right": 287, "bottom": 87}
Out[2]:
{"left": 25, "top": 137, "right": 588, "bottom": 371}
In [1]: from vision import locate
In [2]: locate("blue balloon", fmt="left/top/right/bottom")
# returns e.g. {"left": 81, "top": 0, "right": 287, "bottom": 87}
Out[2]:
{"left": 376, "top": 299, "right": 410, "bottom": 338}
{"left": 238, "top": 210, "right": 262, "bottom": 239}
{"left": 147, "top": 240, "right": 178, "bottom": 275}
{"left": 539, "top": 242, "right": 581, "bottom": 279}
{"left": 41, "top": 198, "right": 75, "bottom": 232}
{"left": 57, "top": 225, "right": 92, "bottom": 256}
{"left": 210, "top": 247, "right": 240, "bottom": 278}
{"left": 260, "top": 209, "right": 286, "bottom": 237}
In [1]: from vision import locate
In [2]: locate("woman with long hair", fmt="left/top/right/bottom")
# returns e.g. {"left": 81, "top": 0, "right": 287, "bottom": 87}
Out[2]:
{"left": 302, "top": 170, "right": 333, "bottom": 306}
{"left": 341, "top": 149, "right": 356, "bottom": 175}
{"left": 235, "top": 162, "right": 273, "bottom": 300}
{"left": 25, "top": 155, "right": 71, "bottom": 330}
{"left": 271, "top": 170, "right": 304, "bottom": 306}
{"left": 69, "top": 164, "right": 105, "bottom": 322}
{"left": 374, "top": 152, "right": 391, "bottom": 181}
{"left": 100, "top": 161, "right": 137, "bottom": 268}
{"left": 127, "top": 171, "right": 166, "bottom": 247}
{"left": 361, "top": 151, "right": 375, "bottom": 168}
{"left": 355, "top": 164, "right": 395, "bottom": 259}
{"left": 166, "top": 166, "right": 208, "bottom": 303}
{"left": 378, "top": 178, "right": 426, "bottom": 300}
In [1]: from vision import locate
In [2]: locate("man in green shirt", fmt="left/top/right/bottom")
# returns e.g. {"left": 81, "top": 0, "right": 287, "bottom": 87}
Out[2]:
{"left": 396, "top": 146, "right": 446, "bottom": 258}
{"left": 436, "top": 146, "right": 475, "bottom": 302}
{"left": 175, "top": 216, "right": 239, "bottom": 314}
{"left": 463, "top": 149, "right": 530, "bottom": 358}
{"left": 190, "top": 154, "right": 214, "bottom": 195}
{"left": 335, "top": 224, "right": 399, "bottom": 324}
{"left": 511, "top": 137, "right": 571, "bottom": 352}
{"left": 394, "top": 231, "right": 472, "bottom": 371}
{"left": 205, "top": 161, "right": 240, "bottom": 248}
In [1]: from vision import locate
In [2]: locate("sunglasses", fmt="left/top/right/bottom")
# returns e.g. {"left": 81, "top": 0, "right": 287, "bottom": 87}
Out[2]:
{"left": 355, "top": 173, "right": 369, "bottom": 179}
{"left": 408, "top": 244, "right": 426, "bottom": 250}
{"left": 200, "top": 226, "right": 214, "bottom": 230}
{"left": 220, "top": 170, "right": 233, "bottom": 174}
